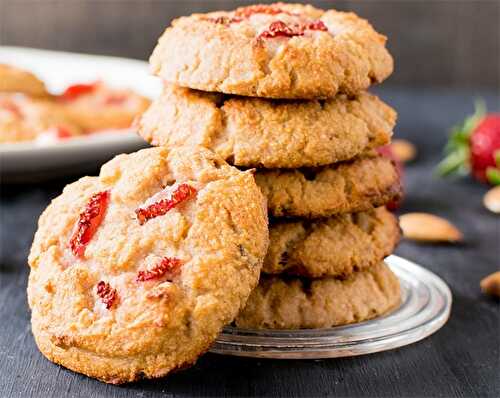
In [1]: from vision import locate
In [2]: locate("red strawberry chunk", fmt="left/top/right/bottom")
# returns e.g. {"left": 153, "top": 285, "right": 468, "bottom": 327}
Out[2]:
{"left": 235, "top": 5, "right": 289, "bottom": 18}
{"left": 70, "top": 191, "right": 110, "bottom": 258}
{"left": 259, "top": 20, "right": 329, "bottom": 39}
{"left": 96, "top": 281, "right": 118, "bottom": 309}
{"left": 136, "top": 257, "right": 183, "bottom": 282}
{"left": 61, "top": 83, "right": 97, "bottom": 101}
{"left": 135, "top": 183, "right": 197, "bottom": 225}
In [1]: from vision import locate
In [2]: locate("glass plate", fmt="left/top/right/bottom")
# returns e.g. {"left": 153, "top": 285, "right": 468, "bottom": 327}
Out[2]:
{"left": 210, "top": 255, "right": 452, "bottom": 359}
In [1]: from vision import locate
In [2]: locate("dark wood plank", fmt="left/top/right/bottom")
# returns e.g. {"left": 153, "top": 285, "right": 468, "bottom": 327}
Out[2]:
{"left": 1, "top": 88, "right": 499, "bottom": 397}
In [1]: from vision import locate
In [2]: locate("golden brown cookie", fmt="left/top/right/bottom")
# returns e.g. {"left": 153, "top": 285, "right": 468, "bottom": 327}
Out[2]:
{"left": 59, "top": 81, "right": 150, "bottom": 132}
{"left": 28, "top": 146, "right": 269, "bottom": 384}
{"left": 256, "top": 153, "right": 401, "bottom": 218}
{"left": 264, "top": 207, "right": 400, "bottom": 278}
{"left": 0, "top": 93, "right": 81, "bottom": 143}
{"left": 138, "top": 84, "right": 395, "bottom": 168}
{"left": 150, "top": 3, "right": 393, "bottom": 99}
{"left": 235, "top": 262, "right": 401, "bottom": 329}
{"left": 0, "top": 64, "right": 49, "bottom": 97}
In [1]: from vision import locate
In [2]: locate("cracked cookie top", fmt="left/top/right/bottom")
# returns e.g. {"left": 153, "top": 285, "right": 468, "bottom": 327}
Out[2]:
{"left": 28, "top": 146, "right": 269, "bottom": 383}
{"left": 150, "top": 3, "right": 393, "bottom": 99}
{"left": 139, "top": 84, "right": 396, "bottom": 168}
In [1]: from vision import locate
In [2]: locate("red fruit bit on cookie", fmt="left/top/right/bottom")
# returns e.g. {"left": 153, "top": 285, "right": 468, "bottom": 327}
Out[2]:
{"left": 70, "top": 191, "right": 110, "bottom": 258}
{"left": 61, "top": 83, "right": 97, "bottom": 101}
{"left": 135, "top": 183, "right": 197, "bottom": 225}
{"left": 207, "top": 16, "right": 243, "bottom": 25}
{"left": 258, "top": 20, "right": 328, "bottom": 39}
{"left": 136, "top": 257, "right": 183, "bottom": 282}
{"left": 304, "top": 20, "right": 328, "bottom": 32}
{"left": 104, "top": 93, "right": 127, "bottom": 105}
{"left": 96, "top": 281, "right": 118, "bottom": 309}
{"left": 259, "top": 20, "right": 301, "bottom": 39}
{"left": 235, "top": 4, "right": 289, "bottom": 18}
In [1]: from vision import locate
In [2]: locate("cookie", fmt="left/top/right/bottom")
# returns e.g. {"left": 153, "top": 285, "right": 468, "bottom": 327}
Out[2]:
{"left": 256, "top": 153, "right": 401, "bottom": 218}
{"left": 59, "top": 81, "right": 150, "bottom": 132}
{"left": 264, "top": 207, "right": 399, "bottom": 278}
{"left": 28, "top": 146, "right": 269, "bottom": 383}
{"left": 138, "top": 84, "right": 396, "bottom": 168}
{"left": 0, "top": 93, "right": 81, "bottom": 143}
{"left": 0, "top": 64, "right": 49, "bottom": 97}
{"left": 235, "top": 262, "right": 401, "bottom": 329}
{"left": 150, "top": 3, "right": 393, "bottom": 99}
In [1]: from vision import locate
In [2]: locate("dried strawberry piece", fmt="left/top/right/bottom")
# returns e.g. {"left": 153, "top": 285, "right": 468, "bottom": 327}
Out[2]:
{"left": 136, "top": 257, "right": 183, "bottom": 282}
{"left": 206, "top": 16, "right": 243, "bottom": 25}
{"left": 304, "top": 20, "right": 328, "bottom": 32}
{"left": 55, "top": 126, "right": 73, "bottom": 139}
{"left": 61, "top": 83, "right": 97, "bottom": 101}
{"left": 235, "top": 4, "right": 289, "bottom": 18}
{"left": 135, "top": 183, "right": 197, "bottom": 225}
{"left": 104, "top": 93, "right": 127, "bottom": 105}
{"left": 96, "top": 281, "right": 118, "bottom": 309}
{"left": 69, "top": 191, "right": 110, "bottom": 257}
{"left": 258, "top": 19, "right": 329, "bottom": 39}
{"left": 259, "top": 20, "right": 301, "bottom": 39}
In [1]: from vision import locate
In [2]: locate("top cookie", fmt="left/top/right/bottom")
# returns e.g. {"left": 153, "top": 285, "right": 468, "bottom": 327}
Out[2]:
{"left": 150, "top": 3, "right": 393, "bottom": 99}
{"left": 28, "top": 146, "right": 269, "bottom": 383}
{"left": 0, "top": 64, "right": 49, "bottom": 97}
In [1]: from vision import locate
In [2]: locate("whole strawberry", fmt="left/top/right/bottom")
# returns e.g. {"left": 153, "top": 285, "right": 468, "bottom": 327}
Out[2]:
{"left": 438, "top": 102, "right": 500, "bottom": 185}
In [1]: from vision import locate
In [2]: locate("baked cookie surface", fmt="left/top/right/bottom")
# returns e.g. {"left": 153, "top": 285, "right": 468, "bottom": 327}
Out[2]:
{"left": 0, "top": 64, "right": 49, "bottom": 97}
{"left": 28, "top": 146, "right": 269, "bottom": 383}
{"left": 256, "top": 153, "right": 401, "bottom": 218}
{"left": 235, "top": 262, "right": 401, "bottom": 329}
{"left": 265, "top": 207, "right": 400, "bottom": 278}
{"left": 0, "top": 93, "right": 81, "bottom": 143}
{"left": 150, "top": 3, "right": 393, "bottom": 98}
{"left": 139, "top": 84, "right": 395, "bottom": 168}
{"left": 59, "top": 82, "right": 150, "bottom": 132}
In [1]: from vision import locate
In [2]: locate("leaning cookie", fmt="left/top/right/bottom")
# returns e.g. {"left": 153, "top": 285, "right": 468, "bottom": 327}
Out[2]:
{"left": 150, "top": 3, "right": 393, "bottom": 99}
{"left": 264, "top": 207, "right": 400, "bottom": 278}
{"left": 138, "top": 84, "right": 395, "bottom": 168}
{"left": 256, "top": 152, "right": 401, "bottom": 218}
{"left": 28, "top": 146, "right": 269, "bottom": 384}
{"left": 235, "top": 262, "right": 401, "bottom": 330}
{"left": 0, "top": 64, "right": 49, "bottom": 97}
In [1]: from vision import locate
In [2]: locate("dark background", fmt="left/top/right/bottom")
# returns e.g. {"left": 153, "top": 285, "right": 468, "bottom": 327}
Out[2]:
{"left": 1, "top": 0, "right": 499, "bottom": 89}
{"left": 0, "top": 1, "right": 499, "bottom": 397}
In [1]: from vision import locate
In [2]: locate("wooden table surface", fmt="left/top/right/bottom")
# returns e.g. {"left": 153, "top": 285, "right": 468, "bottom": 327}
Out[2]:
{"left": 1, "top": 88, "right": 498, "bottom": 398}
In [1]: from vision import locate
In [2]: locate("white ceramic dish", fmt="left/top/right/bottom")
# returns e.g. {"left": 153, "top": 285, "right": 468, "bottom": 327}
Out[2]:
{"left": 211, "top": 255, "right": 452, "bottom": 359}
{"left": 0, "top": 46, "right": 161, "bottom": 182}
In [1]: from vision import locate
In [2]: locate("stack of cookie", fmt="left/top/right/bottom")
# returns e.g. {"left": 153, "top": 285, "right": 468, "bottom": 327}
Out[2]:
{"left": 139, "top": 2, "right": 402, "bottom": 329}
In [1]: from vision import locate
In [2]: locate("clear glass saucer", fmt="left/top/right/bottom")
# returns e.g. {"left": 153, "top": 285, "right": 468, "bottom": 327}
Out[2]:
{"left": 210, "top": 255, "right": 452, "bottom": 359}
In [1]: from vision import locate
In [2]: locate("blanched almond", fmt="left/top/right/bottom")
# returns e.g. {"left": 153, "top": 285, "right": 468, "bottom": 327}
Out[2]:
{"left": 483, "top": 186, "right": 500, "bottom": 214}
{"left": 480, "top": 272, "right": 500, "bottom": 298}
{"left": 399, "top": 213, "right": 463, "bottom": 243}
{"left": 391, "top": 139, "right": 417, "bottom": 163}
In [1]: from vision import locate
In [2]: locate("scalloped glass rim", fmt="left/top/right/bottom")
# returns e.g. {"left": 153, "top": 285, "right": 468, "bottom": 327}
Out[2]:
{"left": 210, "top": 255, "right": 452, "bottom": 359}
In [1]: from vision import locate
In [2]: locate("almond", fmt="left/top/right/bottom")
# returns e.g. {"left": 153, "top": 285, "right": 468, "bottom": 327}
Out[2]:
{"left": 480, "top": 272, "right": 500, "bottom": 298}
{"left": 399, "top": 213, "right": 463, "bottom": 243}
{"left": 391, "top": 139, "right": 417, "bottom": 163}
{"left": 483, "top": 186, "right": 500, "bottom": 214}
